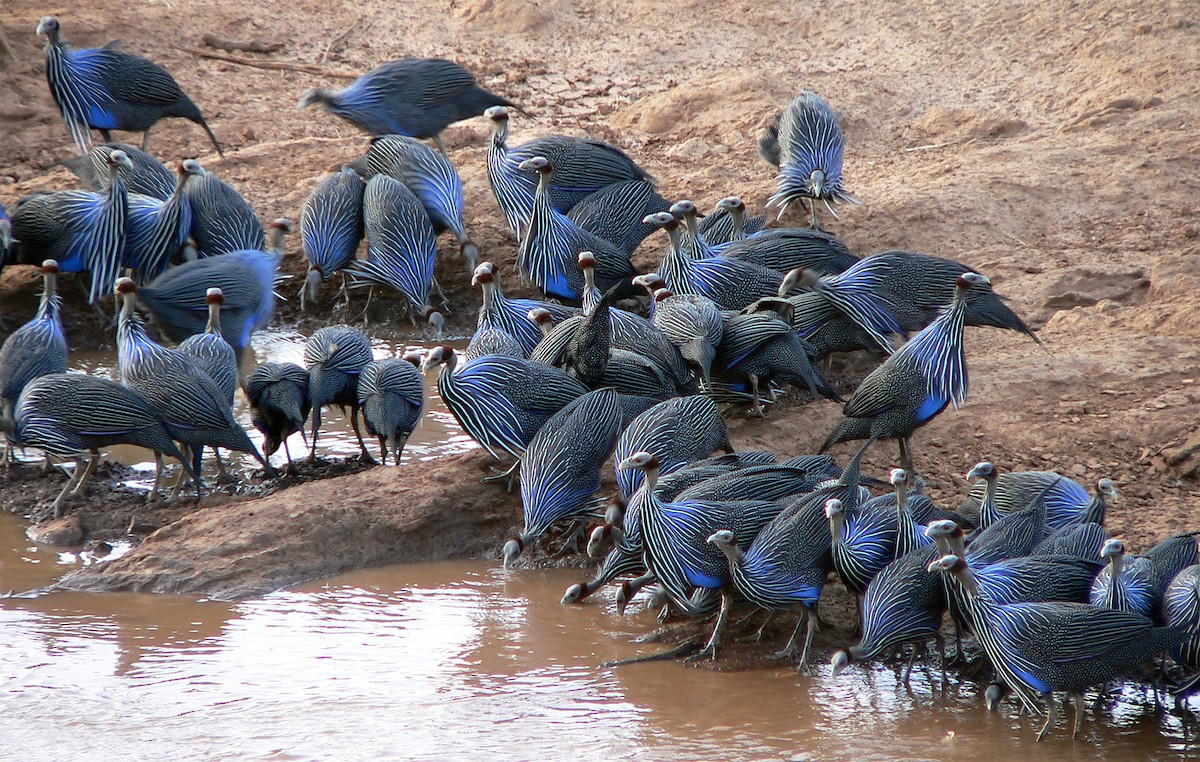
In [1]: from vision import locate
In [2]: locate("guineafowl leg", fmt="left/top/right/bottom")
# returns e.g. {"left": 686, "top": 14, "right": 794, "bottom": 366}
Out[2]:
{"left": 796, "top": 608, "right": 820, "bottom": 674}
{"left": 51, "top": 457, "right": 87, "bottom": 517}
{"left": 685, "top": 589, "right": 734, "bottom": 663}
{"left": 434, "top": 134, "right": 450, "bottom": 159}
{"left": 902, "top": 642, "right": 924, "bottom": 684}
{"left": 749, "top": 374, "right": 765, "bottom": 418}
{"left": 169, "top": 446, "right": 194, "bottom": 501}
{"left": 69, "top": 450, "right": 101, "bottom": 496}
{"left": 141, "top": 128, "right": 152, "bottom": 152}
{"left": 1070, "top": 692, "right": 1086, "bottom": 739}
{"left": 147, "top": 452, "right": 164, "bottom": 504}
{"left": 935, "top": 634, "right": 948, "bottom": 684}
{"left": 214, "top": 448, "right": 238, "bottom": 484}
{"left": 549, "top": 520, "right": 587, "bottom": 559}
{"left": 769, "top": 613, "right": 807, "bottom": 661}
{"left": 308, "top": 410, "right": 322, "bottom": 463}
{"left": 298, "top": 280, "right": 308, "bottom": 312}
{"left": 483, "top": 459, "right": 520, "bottom": 490}
{"left": 350, "top": 406, "right": 375, "bottom": 464}
{"left": 431, "top": 278, "right": 449, "bottom": 307}
{"left": 808, "top": 199, "right": 821, "bottom": 231}
{"left": 99, "top": 129, "right": 112, "bottom": 142}
{"left": 1036, "top": 692, "right": 1057, "bottom": 742}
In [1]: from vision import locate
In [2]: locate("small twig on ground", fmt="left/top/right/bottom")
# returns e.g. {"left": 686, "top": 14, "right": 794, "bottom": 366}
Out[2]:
{"left": 201, "top": 34, "right": 284, "bottom": 55}
{"left": 319, "top": 23, "right": 355, "bottom": 65}
{"left": 181, "top": 46, "right": 357, "bottom": 79}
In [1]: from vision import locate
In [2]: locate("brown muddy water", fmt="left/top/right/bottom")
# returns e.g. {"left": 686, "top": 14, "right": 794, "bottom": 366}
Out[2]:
{"left": 2, "top": 504, "right": 1194, "bottom": 761}
{"left": 2, "top": 333, "right": 1196, "bottom": 760}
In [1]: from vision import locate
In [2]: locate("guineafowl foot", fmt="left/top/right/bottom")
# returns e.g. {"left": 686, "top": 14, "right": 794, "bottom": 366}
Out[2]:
{"left": 734, "top": 611, "right": 774, "bottom": 642}
{"left": 683, "top": 643, "right": 719, "bottom": 663}
{"left": 601, "top": 639, "right": 701, "bottom": 668}
{"left": 483, "top": 462, "right": 520, "bottom": 491}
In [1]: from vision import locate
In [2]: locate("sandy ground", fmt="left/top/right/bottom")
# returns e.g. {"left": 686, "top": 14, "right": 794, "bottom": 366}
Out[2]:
{"left": 3, "top": 0, "right": 1200, "bottom": 596}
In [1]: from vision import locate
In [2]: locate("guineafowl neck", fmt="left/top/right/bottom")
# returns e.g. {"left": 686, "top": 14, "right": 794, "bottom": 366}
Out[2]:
{"left": 207, "top": 303, "right": 222, "bottom": 335}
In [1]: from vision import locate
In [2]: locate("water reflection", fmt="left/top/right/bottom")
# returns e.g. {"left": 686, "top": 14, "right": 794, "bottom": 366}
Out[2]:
{"left": 0, "top": 512, "right": 1195, "bottom": 760}
{"left": 17, "top": 330, "right": 476, "bottom": 482}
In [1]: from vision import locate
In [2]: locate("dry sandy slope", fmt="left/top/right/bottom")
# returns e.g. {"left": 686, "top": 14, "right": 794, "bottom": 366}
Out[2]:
{"left": 2, "top": 0, "right": 1200, "bottom": 563}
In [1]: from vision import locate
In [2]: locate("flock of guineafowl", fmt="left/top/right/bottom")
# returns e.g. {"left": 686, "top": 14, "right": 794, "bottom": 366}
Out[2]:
{"left": 2, "top": 15, "right": 1199, "bottom": 745}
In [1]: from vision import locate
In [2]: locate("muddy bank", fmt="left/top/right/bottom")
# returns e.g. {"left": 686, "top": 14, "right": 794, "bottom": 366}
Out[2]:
{"left": 55, "top": 451, "right": 522, "bottom": 599}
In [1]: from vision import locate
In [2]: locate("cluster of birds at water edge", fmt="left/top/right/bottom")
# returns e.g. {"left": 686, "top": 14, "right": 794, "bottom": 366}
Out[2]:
{"left": 2, "top": 15, "right": 1200, "bottom": 744}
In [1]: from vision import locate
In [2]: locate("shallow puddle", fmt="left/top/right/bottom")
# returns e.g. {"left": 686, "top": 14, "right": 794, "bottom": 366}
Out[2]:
{"left": 16, "top": 328, "right": 474, "bottom": 485}
{"left": 1, "top": 509, "right": 1193, "bottom": 761}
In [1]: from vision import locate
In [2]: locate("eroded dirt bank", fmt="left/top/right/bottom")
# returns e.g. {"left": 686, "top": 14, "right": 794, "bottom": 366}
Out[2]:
{"left": 54, "top": 451, "right": 522, "bottom": 599}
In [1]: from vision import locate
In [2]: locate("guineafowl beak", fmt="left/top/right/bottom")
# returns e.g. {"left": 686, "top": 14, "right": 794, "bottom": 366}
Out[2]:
{"left": 966, "top": 462, "right": 993, "bottom": 481}
{"left": 36, "top": 17, "right": 56, "bottom": 37}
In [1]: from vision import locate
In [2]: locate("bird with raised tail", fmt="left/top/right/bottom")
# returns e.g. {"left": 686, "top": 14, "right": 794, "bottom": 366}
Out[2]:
{"left": 299, "top": 58, "right": 515, "bottom": 156}
{"left": 246, "top": 361, "right": 311, "bottom": 474}
{"left": 503, "top": 388, "right": 624, "bottom": 569}
{"left": 349, "top": 135, "right": 476, "bottom": 272}
{"left": 299, "top": 167, "right": 365, "bottom": 312}
{"left": 304, "top": 325, "right": 375, "bottom": 464}
{"left": 357, "top": 354, "right": 425, "bottom": 465}
{"left": 38, "top": 16, "right": 223, "bottom": 156}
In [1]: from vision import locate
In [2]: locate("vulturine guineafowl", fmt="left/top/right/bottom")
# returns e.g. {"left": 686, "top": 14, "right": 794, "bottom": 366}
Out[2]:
{"left": 299, "top": 58, "right": 515, "bottom": 156}
{"left": 38, "top": 17, "right": 223, "bottom": 156}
